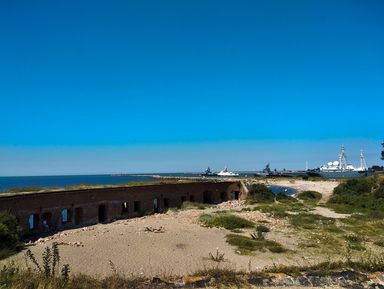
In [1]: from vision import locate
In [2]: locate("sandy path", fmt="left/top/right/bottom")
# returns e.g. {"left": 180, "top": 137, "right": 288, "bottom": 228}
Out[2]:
{"left": 253, "top": 179, "right": 340, "bottom": 203}
{"left": 310, "top": 207, "right": 350, "bottom": 219}
{"left": 2, "top": 180, "right": 344, "bottom": 277}
{"left": 4, "top": 208, "right": 314, "bottom": 277}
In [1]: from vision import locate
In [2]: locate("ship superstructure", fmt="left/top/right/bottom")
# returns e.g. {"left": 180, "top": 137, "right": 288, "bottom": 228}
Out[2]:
{"left": 217, "top": 166, "right": 239, "bottom": 177}
{"left": 200, "top": 166, "right": 218, "bottom": 177}
{"left": 311, "top": 146, "right": 373, "bottom": 178}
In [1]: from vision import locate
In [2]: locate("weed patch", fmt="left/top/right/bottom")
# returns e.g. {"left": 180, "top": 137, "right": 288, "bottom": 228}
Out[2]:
{"left": 289, "top": 213, "right": 335, "bottom": 230}
{"left": 199, "top": 213, "right": 254, "bottom": 230}
{"left": 327, "top": 176, "right": 384, "bottom": 218}
{"left": 297, "top": 190, "right": 322, "bottom": 205}
{"left": 247, "top": 184, "right": 275, "bottom": 204}
{"left": 226, "top": 234, "right": 286, "bottom": 255}
{"left": 0, "top": 211, "right": 22, "bottom": 260}
{"left": 180, "top": 201, "right": 209, "bottom": 210}
{"left": 193, "top": 267, "right": 246, "bottom": 287}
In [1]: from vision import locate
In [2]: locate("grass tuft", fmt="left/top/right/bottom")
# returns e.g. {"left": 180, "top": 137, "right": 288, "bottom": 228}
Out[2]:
{"left": 199, "top": 213, "right": 254, "bottom": 230}
{"left": 226, "top": 234, "right": 287, "bottom": 255}
{"left": 297, "top": 190, "right": 322, "bottom": 205}
{"left": 289, "top": 213, "right": 336, "bottom": 230}
{"left": 180, "top": 201, "right": 209, "bottom": 210}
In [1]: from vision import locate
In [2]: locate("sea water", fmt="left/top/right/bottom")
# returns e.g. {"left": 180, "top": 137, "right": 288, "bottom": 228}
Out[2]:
{"left": 0, "top": 174, "right": 157, "bottom": 191}
{"left": 0, "top": 174, "right": 296, "bottom": 195}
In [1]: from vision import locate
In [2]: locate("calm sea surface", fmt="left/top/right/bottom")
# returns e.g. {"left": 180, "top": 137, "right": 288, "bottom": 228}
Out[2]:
{"left": 268, "top": 185, "right": 296, "bottom": 195}
{"left": 0, "top": 173, "right": 296, "bottom": 194}
{"left": 0, "top": 174, "right": 160, "bottom": 191}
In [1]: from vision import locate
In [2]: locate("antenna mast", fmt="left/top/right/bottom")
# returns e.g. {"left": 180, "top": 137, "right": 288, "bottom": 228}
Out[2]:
{"left": 339, "top": 145, "right": 347, "bottom": 170}
{"left": 360, "top": 150, "right": 367, "bottom": 170}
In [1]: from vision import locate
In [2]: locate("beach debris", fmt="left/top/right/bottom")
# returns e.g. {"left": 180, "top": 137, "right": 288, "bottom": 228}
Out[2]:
{"left": 31, "top": 237, "right": 83, "bottom": 247}
{"left": 144, "top": 226, "right": 165, "bottom": 233}
{"left": 182, "top": 275, "right": 210, "bottom": 287}
{"left": 369, "top": 272, "right": 384, "bottom": 285}
{"left": 216, "top": 200, "right": 246, "bottom": 209}
{"left": 54, "top": 241, "right": 83, "bottom": 247}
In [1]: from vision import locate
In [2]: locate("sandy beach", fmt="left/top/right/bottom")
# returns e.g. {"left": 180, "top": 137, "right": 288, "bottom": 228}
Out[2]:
{"left": 3, "top": 179, "right": 341, "bottom": 277}
{"left": 251, "top": 178, "right": 340, "bottom": 203}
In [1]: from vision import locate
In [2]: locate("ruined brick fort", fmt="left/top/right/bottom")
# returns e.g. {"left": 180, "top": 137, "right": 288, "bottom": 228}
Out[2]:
{"left": 0, "top": 181, "right": 247, "bottom": 237}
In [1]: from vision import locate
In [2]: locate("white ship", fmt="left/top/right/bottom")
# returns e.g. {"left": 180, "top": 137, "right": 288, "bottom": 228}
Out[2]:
{"left": 309, "top": 146, "right": 374, "bottom": 178}
{"left": 217, "top": 166, "right": 239, "bottom": 177}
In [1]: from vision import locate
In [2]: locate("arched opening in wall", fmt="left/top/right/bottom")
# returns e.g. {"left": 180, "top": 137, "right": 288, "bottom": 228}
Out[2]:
{"left": 189, "top": 195, "right": 195, "bottom": 202}
{"left": 163, "top": 198, "right": 169, "bottom": 210}
{"left": 61, "top": 208, "right": 71, "bottom": 224}
{"left": 203, "top": 191, "right": 212, "bottom": 204}
{"left": 231, "top": 191, "right": 240, "bottom": 200}
{"left": 28, "top": 214, "right": 39, "bottom": 231}
{"left": 220, "top": 192, "right": 228, "bottom": 202}
{"left": 42, "top": 212, "right": 52, "bottom": 232}
{"left": 153, "top": 197, "right": 160, "bottom": 213}
{"left": 181, "top": 196, "right": 186, "bottom": 206}
{"left": 98, "top": 204, "right": 107, "bottom": 223}
{"left": 134, "top": 201, "right": 141, "bottom": 213}
{"left": 74, "top": 207, "right": 83, "bottom": 225}
{"left": 121, "top": 202, "right": 129, "bottom": 214}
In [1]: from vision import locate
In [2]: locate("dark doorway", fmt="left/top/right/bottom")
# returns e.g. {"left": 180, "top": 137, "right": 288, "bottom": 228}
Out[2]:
{"left": 74, "top": 207, "right": 83, "bottom": 225}
{"left": 163, "top": 198, "right": 169, "bottom": 210}
{"left": 28, "top": 214, "right": 39, "bottom": 231}
{"left": 231, "top": 191, "right": 240, "bottom": 200}
{"left": 134, "top": 201, "right": 140, "bottom": 213}
{"left": 153, "top": 197, "right": 160, "bottom": 213}
{"left": 61, "top": 208, "right": 70, "bottom": 223}
{"left": 203, "top": 191, "right": 212, "bottom": 204}
{"left": 220, "top": 192, "right": 227, "bottom": 202}
{"left": 189, "top": 195, "right": 195, "bottom": 202}
{"left": 181, "top": 196, "right": 187, "bottom": 205}
{"left": 42, "top": 212, "right": 52, "bottom": 232}
{"left": 121, "top": 202, "right": 129, "bottom": 214}
{"left": 98, "top": 204, "right": 107, "bottom": 223}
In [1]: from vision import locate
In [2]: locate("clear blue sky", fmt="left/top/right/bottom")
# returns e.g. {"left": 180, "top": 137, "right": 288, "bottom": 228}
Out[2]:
{"left": 0, "top": 0, "right": 383, "bottom": 176}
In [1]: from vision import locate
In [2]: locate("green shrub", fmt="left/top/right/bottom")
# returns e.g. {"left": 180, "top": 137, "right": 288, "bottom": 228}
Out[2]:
{"left": 180, "top": 201, "right": 208, "bottom": 210}
{"left": 255, "top": 204, "right": 289, "bottom": 218}
{"left": 199, "top": 213, "right": 254, "bottom": 230}
{"left": 255, "top": 202, "right": 307, "bottom": 218}
{"left": 344, "top": 234, "right": 364, "bottom": 243}
{"left": 344, "top": 234, "right": 366, "bottom": 251}
{"left": 193, "top": 267, "right": 245, "bottom": 287}
{"left": 250, "top": 225, "right": 270, "bottom": 240}
{"left": 256, "top": 225, "right": 270, "bottom": 233}
{"left": 247, "top": 184, "right": 275, "bottom": 203}
{"left": 327, "top": 177, "right": 384, "bottom": 218}
{"left": 0, "top": 224, "right": 18, "bottom": 250}
{"left": 374, "top": 240, "right": 384, "bottom": 247}
{"left": 374, "top": 185, "right": 384, "bottom": 199}
{"left": 289, "top": 213, "right": 335, "bottom": 230}
{"left": 0, "top": 211, "right": 21, "bottom": 259}
{"left": 0, "top": 267, "right": 148, "bottom": 289}
{"left": 275, "top": 192, "right": 298, "bottom": 203}
{"left": 341, "top": 215, "right": 384, "bottom": 238}
{"left": 226, "top": 234, "right": 286, "bottom": 254}
{"left": 297, "top": 191, "right": 322, "bottom": 204}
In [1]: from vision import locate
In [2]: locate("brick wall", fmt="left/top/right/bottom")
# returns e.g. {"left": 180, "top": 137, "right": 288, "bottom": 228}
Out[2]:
{"left": 0, "top": 181, "right": 246, "bottom": 237}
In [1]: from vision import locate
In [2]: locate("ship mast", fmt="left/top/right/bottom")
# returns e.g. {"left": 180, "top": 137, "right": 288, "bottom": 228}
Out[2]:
{"left": 360, "top": 150, "right": 367, "bottom": 170}
{"left": 339, "top": 145, "right": 347, "bottom": 170}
